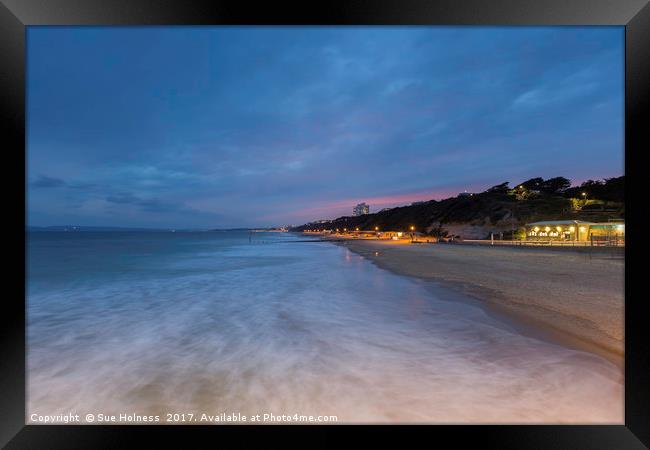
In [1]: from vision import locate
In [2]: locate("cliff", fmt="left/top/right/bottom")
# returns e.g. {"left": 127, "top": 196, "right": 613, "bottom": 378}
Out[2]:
{"left": 290, "top": 176, "right": 624, "bottom": 240}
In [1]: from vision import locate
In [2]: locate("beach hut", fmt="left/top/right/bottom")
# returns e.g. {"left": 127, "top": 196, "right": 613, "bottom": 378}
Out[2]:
{"left": 525, "top": 220, "right": 595, "bottom": 241}
{"left": 589, "top": 221, "right": 625, "bottom": 245}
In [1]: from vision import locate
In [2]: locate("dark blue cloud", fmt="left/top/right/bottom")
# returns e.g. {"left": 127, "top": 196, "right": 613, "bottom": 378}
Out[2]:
{"left": 31, "top": 175, "right": 66, "bottom": 188}
{"left": 27, "top": 27, "right": 624, "bottom": 228}
{"left": 106, "top": 192, "right": 181, "bottom": 213}
{"left": 105, "top": 192, "right": 141, "bottom": 204}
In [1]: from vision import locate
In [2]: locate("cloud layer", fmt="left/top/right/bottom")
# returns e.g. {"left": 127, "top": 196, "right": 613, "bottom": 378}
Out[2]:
{"left": 27, "top": 27, "right": 624, "bottom": 228}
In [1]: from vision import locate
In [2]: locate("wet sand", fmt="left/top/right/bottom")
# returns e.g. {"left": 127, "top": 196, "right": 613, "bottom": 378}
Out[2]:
{"left": 336, "top": 239, "right": 624, "bottom": 365}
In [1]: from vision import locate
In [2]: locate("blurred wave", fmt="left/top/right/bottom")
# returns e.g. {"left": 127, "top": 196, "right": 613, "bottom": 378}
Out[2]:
{"left": 27, "top": 231, "right": 622, "bottom": 423}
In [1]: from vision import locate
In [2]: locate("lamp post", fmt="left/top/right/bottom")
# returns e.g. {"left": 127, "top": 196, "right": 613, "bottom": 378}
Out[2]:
{"left": 507, "top": 207, "right": 515, "bottom": 242}
{"left": 410, "top": 225, "right": 415, "bottom": 242}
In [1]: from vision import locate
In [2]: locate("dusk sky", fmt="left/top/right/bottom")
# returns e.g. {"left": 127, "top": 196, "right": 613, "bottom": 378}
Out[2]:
{"left": 27, "top": 27, "right": 624, "bottom": 228}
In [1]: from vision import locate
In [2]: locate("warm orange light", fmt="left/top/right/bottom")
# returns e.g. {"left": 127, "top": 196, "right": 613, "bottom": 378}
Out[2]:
{"left": 556, "top": 226, "right": 562, "bottom": 232}
{"left": 410, "top": 226, "right": 415, "bottom": 231}
{"left": 545, "top": 227, "right": 551, "bottom": 232}
{"left": 534, "top": 227, "right": 539, "bottom": 232}
{"left": 579, "top": 226, "right": 586, "bottom": 232}
{"left": 375, "top": 226, "right": 379, "bottom": 231}
{"left": 355, "top": 227, "right": 359, "bottom": 231}
{"left": 569, "top": 226, "right": 575, "bottom": 232}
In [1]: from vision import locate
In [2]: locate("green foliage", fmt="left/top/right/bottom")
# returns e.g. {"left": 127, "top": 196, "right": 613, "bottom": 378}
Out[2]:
{"left": 569, "top": 198, "right": 582, "bottom": 210}
{"left": 513, "top": 228, "right": 527, "bottom": 240}
{"left": 511, "top": 187, "right": 538, "bottom": 200}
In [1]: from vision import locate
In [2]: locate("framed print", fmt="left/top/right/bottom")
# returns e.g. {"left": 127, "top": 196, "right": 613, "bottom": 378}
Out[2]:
{"left": 1, "top": 0, "right": 648, "bottom": 448}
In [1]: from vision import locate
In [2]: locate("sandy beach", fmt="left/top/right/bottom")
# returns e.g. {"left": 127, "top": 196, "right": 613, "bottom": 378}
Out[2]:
{"left": 336, "top": 239, "right": 624, "bottom": 364}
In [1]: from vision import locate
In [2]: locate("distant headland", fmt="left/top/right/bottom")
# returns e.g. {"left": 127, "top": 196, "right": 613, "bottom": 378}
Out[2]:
{"left": 290, "top": 176, "right": 624, "bottom": 240}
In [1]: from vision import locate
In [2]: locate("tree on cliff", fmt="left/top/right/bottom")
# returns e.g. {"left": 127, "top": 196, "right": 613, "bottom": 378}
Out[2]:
{"left": 563, "top": 176, "right": 624, "bottom": 202}
{"left": 518, "top": 177, "right": 544, "bottom": 190}
{"left": 486, "top": 182, "right": 510, "bottom": 193}
{"left": 539, "top": 177, "right": 571, "bottom": 194}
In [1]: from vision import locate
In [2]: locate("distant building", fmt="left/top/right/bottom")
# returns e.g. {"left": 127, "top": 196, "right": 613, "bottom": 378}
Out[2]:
{"left": 458, "top": 191, "right": 474, "bottom": 197}
{"left": 353, "top": 202, "right": 370, "bottom": 216}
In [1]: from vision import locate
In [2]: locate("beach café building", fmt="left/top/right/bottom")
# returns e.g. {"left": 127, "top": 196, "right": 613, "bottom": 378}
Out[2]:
{"left": 524, "top": 220, "right": 625, "bottom": 243}
{"left": 342, "top": 229, "right": 424, "bottom": 240}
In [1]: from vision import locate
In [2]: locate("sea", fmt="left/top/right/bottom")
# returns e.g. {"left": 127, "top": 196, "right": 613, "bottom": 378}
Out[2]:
{"left": 26, "top": 230, "right": 623, "bottom": 423}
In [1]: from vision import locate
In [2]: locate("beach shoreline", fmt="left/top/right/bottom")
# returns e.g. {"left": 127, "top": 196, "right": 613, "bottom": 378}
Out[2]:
{"left": 331, "top": 238, "right": 624, "bottom": 367}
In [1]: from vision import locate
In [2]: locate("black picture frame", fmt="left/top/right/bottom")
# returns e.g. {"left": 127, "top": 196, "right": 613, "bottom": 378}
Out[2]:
{"left": 2, "top": 0, "right": 648, "bottom": 448}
